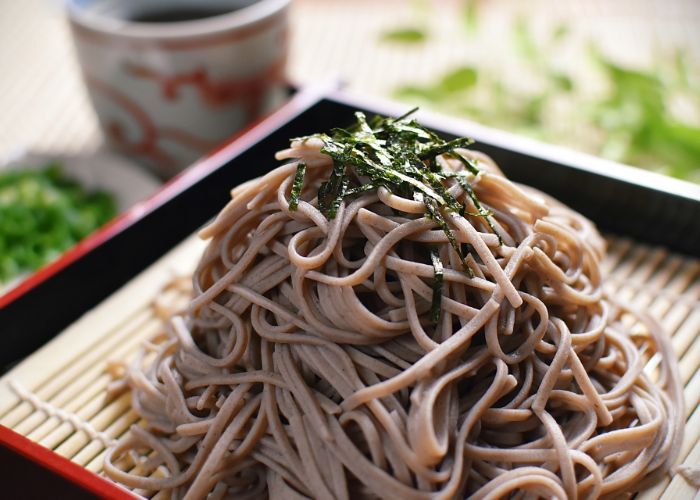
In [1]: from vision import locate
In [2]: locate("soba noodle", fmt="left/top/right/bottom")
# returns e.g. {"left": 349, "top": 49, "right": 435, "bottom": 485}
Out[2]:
{"left": 104, "top": 121, "right": 684, "bottom": 499}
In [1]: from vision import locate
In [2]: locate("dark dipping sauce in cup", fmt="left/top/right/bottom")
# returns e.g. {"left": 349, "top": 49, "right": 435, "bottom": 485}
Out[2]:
{"left": 130, "top": 7, "right": 240, "bottom": 23}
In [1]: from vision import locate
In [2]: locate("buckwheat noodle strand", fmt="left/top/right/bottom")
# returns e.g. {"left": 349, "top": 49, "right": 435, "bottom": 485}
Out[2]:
{"left": 104, "top": 138, "right": 683, "bottom": 499}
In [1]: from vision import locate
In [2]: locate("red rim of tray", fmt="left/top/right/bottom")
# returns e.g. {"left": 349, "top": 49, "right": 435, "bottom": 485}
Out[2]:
{"left": 0, "top": 425, "right": 135, "bottom": 499}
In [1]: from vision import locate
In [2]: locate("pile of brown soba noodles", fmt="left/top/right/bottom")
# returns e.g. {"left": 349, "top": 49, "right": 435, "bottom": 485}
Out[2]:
{"left": 104, "top": 114, "right": 684, "bottom": 500}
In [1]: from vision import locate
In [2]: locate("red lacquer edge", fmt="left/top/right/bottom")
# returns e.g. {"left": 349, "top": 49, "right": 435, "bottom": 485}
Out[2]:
{"left": 0, "top": 83, "right": 328, "bottom": 310}
{"left": 0, "top": 425, "right": 135, "bottom": 499}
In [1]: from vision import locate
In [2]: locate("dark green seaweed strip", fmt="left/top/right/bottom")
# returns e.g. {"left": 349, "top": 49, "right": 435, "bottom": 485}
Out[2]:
{"left": 456, "top": 176, "right": 504, "bottom": 245}
{"left": 287, "top": 109, "right": 491, "bottom": 277}
{"left": 289, "top": 162, "right": 306, "bottom": 211}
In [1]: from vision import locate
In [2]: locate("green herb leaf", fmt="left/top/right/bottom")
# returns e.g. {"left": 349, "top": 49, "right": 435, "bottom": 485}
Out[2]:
{"left": 550, "top": 72, "right": 573, "bottom": 91}
{"left": 439, "top": 67, "right": 479, "bottom": 93}
{"left": 514, "top": 16, "right": 539, "bottom": 62}
{"left": 381, "top": 27, "right": 427, "bottom": 44}
{"left": 551, "top": 23, "right": 569, "bottom": 44}
{"left": 462, "top": 0, "right": 479, "bottom": 36}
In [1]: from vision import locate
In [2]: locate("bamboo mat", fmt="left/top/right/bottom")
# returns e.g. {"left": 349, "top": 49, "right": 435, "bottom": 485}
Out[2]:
{"left": 0, "top": 233, "right": 698, "bottom": 499}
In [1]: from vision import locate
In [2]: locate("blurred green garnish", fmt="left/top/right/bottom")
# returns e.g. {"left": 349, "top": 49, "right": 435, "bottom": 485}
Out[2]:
{"left": 396, "top": 66, "right": 479, "bottom": 102}
{"left": 381, "top": 27, "right": 427, "bottom": 44}
{"left": 380, "top": 0, "right": 431, "bottom": 44}
{"left": 0, "top": 164, "right": 116, "bottom": 284}
{"left": 392, "top": 12, "right": 700, "bottom": 182}
{"left": 462, "top": 0, "right": 479, "bottom": 36}
{"left": 589, "top": 47, "right": 700, "bottom": 179}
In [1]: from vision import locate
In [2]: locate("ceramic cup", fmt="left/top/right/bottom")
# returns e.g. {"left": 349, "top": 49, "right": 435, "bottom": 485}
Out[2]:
{"left": 67, "top": 0, "right": 289, "bottom": 177}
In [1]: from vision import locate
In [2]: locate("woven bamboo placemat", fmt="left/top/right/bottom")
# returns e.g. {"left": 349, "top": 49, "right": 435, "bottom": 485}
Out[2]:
{"left": 0, "top": 233, "right": 697, "bottom": 498}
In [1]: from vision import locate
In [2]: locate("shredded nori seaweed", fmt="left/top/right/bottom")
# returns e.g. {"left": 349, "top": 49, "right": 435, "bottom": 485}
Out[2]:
{"left": 289, "top": 162, "right": 306, "bottom": 211}
{"left": 290, "top": 109, "right": 501, "bottom": 278}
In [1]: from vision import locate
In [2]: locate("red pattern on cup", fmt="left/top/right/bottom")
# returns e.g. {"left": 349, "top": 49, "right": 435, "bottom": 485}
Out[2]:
{"left": 85, "top": 53, "right": 286, "bottom": 175}
{"left": 123, "top": 54, "right": 286, "bottom": 117}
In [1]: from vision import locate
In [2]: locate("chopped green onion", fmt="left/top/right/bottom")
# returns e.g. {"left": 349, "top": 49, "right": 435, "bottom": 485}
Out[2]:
{"left": 0, "top": 164, "right": 116, "bottom": 284}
